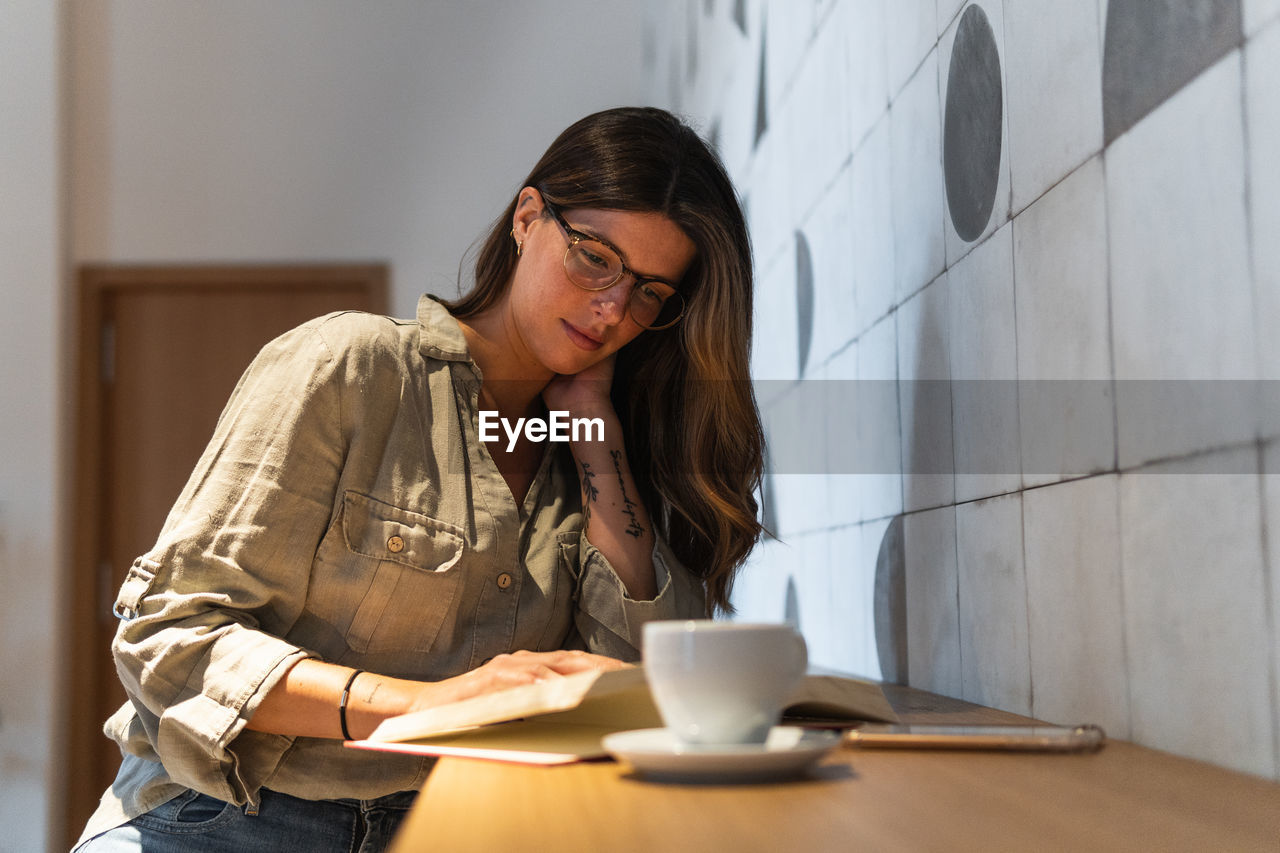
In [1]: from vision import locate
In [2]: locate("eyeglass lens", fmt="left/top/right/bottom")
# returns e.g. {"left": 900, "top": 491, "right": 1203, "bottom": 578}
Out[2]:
{"left": 564, "top": 240, "right": 683, "bottom": 329}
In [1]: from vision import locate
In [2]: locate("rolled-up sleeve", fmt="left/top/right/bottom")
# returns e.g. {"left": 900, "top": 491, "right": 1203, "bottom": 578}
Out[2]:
{"left": 572, "top": 532, "right": 706, "bottom": 660}
{"left": 109, "top": 320, "right": 348, "bottom": 806}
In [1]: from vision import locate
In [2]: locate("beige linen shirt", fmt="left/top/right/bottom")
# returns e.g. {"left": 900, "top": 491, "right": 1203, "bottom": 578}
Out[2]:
{"left": 81, "top": 295, "right": 704, "bottom": 841}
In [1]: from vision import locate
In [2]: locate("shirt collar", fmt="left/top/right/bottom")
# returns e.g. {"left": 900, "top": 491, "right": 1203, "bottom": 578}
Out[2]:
{"left": 417, "top": 294, "right": 473, "bottom": 363}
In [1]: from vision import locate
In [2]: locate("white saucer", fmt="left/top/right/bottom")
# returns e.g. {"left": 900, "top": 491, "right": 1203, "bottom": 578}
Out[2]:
{"left": 602, "top": 726, "right": 840, "bottom": 782}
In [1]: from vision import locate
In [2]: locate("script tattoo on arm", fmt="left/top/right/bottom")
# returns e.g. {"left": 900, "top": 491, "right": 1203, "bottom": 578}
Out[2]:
{"left": 580, "top": 460, "right": 599, "bottom": 526}
{"left": 610, "top": 449, "right": 646, "bottom": 539}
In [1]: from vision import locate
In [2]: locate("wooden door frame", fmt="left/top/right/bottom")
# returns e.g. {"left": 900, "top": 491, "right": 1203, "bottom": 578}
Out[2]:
{"left": 63, "top": 263, "right": 387, "bottom": 847}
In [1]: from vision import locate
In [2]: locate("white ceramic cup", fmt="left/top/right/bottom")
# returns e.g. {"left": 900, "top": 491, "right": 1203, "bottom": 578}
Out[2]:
{"left": 642, "top": 620, "right": 808, "bottom": 745}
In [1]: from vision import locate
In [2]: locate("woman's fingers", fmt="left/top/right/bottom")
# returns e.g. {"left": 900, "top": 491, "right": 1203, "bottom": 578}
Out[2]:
{"left": 407, "top": 650, "right": 629, "bottom": 713}
{"left": 541, "top": 354, "right": 617, "bottom": 414}
{"left": 480, "top": 650, "right": 628, "bottom": 684}
{"left": 507, "top": 649, "right": 629, "bottom": 675}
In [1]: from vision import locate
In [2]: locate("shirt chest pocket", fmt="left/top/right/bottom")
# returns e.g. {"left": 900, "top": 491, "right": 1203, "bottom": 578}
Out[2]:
{"left": 312, "top": 491, "right": 465, "bottom": 655}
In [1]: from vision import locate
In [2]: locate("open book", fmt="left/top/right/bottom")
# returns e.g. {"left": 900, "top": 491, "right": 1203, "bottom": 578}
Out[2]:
{"left": 345, "top": 666, "right": 898, "bottom": 765}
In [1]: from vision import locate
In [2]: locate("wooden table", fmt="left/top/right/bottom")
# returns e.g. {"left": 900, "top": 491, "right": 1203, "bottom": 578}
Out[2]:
{"left": 389, "top": 685, "right": 1280, "bottom": 852}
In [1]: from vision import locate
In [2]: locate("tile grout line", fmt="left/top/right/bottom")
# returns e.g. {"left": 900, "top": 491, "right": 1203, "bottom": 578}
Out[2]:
{"left": 951, "top": 495, "right": 965, "bottom": 704}
{"left": 1018, "top": 489, "right": 1035, "bottom": 718}
{"left": 1097, "top": 136, "right": 1134, "bottom": 742}
{"left": 1251, "top": 440, "right": 1280, "bottom": 779}
{"left": 1235, "top": 26, "right": 1277, "bottom": 779}
{"left": 1008, "top": 167, "right": 1036, "bottom": 718}
{"left": 887, "top": 435, "right": 1270, "bottom": 524}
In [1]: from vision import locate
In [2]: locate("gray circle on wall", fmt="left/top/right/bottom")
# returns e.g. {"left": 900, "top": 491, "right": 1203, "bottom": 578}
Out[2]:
{"left": 873, "top": 515, "right": 907, "bottom": 684}
{"left": 753, "top": 27, "right": 768, "bottom": 148}
{"left": 795, "top": 230, "right": 814, "bottom": 376}
{"left": 943, "top": 4, "right": 1003, "bottom": 242}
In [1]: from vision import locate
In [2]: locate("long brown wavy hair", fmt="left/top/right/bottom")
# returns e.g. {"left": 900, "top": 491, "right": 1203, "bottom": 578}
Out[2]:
{"left": 444, "top": 107, "right": 763, "bottom": 615}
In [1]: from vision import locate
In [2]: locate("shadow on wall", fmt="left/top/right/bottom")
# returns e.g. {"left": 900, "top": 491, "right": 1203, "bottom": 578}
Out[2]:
{"left": 1102, "top": 0, "right": 1242, "bottom": 143}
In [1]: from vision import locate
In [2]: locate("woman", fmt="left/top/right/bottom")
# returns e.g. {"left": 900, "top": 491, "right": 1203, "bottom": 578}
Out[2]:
{"left": 75, "top": 107, "right": 764, "bottom": 851}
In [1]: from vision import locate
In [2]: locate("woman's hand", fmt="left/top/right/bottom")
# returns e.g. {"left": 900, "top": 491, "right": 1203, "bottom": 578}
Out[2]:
{"left": 541, "top": 353, "right": 616, "bottom": 418}
{"left": 400, "top": 650, "right": 629, "bottom": 716}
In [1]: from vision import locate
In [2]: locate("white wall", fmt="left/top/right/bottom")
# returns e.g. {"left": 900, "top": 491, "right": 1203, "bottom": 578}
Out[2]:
{"left": 70, "top": 0, "right": 651, "bottom": 314}
{"left": 0, "top": 3, "right": 64, "bottom": 852}
{"left": 649, "top": 0, "right": 1280, "bottom": 782}
{"left": 4, "top": 2, "right": 653, "bottom": 850}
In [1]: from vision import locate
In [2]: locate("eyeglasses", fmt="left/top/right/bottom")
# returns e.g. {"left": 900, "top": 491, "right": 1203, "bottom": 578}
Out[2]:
{"left": 541, "top": 197, "right": 686, "bottom": 330}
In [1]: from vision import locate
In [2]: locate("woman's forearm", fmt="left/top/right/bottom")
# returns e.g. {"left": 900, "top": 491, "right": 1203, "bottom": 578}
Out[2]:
{"left": 244, "top": 659, "right": 418, "bottom": 740}
{"left": 570, "top": 409, "right": 658, "bottom": 601}
{"left": 244, "top": 650, "right": 627, "bottom": 740}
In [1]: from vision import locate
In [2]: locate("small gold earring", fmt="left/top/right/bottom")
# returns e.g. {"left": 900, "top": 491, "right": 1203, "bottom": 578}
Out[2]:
{"left": 511, "top": 229, "right": 522, "bottom": 257}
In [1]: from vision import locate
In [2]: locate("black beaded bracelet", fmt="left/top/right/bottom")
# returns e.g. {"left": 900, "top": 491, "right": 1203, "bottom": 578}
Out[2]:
{"left": 339, "top": 669, "right": 364, "bottom": 741}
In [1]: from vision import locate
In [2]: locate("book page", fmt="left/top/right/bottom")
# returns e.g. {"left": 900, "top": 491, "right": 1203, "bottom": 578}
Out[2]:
{"left": 785, "top": 674, "right": 899, "bottom": 723}
{"left": 366, "top": 665, "right": 896, "bottom": 748}
{"left": 367, "top": 667, "right": 652, "bottom": 742}
{"left": 350, "top": 718, "right": 623, "bottom": 763}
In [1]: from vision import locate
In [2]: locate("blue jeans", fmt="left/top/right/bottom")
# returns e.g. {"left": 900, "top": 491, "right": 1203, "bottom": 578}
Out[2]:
{"left": 75, "top": 788, "right": 418, "bottom": 853}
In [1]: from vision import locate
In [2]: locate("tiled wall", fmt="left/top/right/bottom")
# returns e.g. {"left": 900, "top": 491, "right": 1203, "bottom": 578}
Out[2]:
{"left": 646, "top": 0, "right": 1280, "bottom": 780}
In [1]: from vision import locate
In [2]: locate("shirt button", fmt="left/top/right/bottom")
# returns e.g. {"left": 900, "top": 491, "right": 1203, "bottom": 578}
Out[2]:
{"left": 387, "top": 535, "right": 405, "bottom": 554}
{"left": 496, "top": 572, "right": 513, "bottom": 590}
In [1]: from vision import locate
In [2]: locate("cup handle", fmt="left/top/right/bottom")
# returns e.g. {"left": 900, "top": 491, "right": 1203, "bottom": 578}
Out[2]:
{"left": 791, "top": 631, "right": 809, "bottom": 678}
